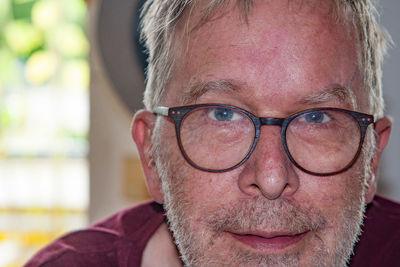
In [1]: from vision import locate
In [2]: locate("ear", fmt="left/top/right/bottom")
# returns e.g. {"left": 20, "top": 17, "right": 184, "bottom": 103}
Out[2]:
{"left": 131, "top": 110, "right": 164, "bottom": 204}
{"left": 365, "top": 116, "right": 392, "bottom": 203}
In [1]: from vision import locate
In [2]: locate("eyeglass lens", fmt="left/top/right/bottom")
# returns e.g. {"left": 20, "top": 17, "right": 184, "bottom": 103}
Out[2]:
{"left": 286, "top": 110, "right": 360, "bottom": 174}
{"left": 179, "top": 106, "right": 361, "bottom": 174}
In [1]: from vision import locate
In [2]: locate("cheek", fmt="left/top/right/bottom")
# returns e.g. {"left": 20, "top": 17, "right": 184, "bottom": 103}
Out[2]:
{"left": 297, "top": 167, "right": 365, "bottom": 217}
{"left": 163, "top": 127, "right": 242, "bottom": 205}
{"left": 169, "top": 157, "right": 243, "bottom": 215}
{"left": 180, "top": 170, "right": 240, "bottom": 204}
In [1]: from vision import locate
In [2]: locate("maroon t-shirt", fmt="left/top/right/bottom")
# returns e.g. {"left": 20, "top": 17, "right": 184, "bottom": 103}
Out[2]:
{"left": 25, "top": 195, "right": 400, "bottom": 266}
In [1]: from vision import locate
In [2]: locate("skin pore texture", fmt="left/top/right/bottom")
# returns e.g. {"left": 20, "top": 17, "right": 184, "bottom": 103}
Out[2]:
{"left": 134, "top": 0, "right": 392, "bottom": 266}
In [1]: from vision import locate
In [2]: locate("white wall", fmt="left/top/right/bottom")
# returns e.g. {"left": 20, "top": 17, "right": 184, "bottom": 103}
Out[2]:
{"left": 378, "top": 0, "right": 400, "bottom": 201}
{"left": 88, "top": 2, "right": 144, "bottom": 223}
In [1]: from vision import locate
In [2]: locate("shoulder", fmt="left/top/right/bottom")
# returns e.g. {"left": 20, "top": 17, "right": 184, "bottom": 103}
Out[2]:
{"left": 25, "top": 201, "right": 165, "bottom": 267}
{"left": 363, "top": 195, "right": 400, "bottom": 233}
{"left": 350, "top": 195, "right": 400, "bottom": 266}
{"left": 369, "top": 194, "right": 400, "bottom": 213}
{"left": 93, "top": 201, "right": 165, "bottom": 240}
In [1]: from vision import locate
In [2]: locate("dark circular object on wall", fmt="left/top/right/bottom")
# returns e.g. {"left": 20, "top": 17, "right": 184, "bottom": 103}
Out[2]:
{"left": 97, "top": 0, "right": 147, "bottom": 113}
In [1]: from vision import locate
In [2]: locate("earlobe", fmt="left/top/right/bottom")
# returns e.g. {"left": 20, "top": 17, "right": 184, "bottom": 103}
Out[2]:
{"left": 365, "top": 116, "right": 392, "bottom": 203}
{"left": 132, "top": 110, "right": 164, "bottom": 204}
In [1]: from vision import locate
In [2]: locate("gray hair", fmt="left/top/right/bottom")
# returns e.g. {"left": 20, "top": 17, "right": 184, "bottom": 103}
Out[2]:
{"left": 140, "top": 0, "right": 389, "bottom": 118}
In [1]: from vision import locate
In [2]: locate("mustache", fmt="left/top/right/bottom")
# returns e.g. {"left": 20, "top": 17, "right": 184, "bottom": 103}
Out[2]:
{"left": 204, "top": 197, "right": 327, "bottom": 234}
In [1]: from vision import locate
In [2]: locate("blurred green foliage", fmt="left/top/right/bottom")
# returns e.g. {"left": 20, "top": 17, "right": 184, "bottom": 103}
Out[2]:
{"left": 0, "top": 0, "right": 88, "bottom": 82}
{"left": 0, "top": 0, "right": 89, "bottom": 149}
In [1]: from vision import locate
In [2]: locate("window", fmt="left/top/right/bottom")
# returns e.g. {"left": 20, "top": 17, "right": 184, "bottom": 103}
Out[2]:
{"left": 0, "top": 0, "right": 89, "bottom": 265}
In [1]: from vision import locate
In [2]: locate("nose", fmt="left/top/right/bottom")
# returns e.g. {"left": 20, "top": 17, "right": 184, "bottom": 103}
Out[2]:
{"left": 237, "top": 126, "right": 299, "bottom": 200}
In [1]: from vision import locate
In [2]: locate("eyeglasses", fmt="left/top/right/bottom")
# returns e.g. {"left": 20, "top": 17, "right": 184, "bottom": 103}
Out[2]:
{"left": 154, "top": 104, "right": 374, "bottom": 176}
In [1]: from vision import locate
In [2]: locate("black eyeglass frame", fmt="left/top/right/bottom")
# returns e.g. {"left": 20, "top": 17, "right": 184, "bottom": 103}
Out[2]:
{"left": 154, "top": 104, "right": 374, "bottom": 176}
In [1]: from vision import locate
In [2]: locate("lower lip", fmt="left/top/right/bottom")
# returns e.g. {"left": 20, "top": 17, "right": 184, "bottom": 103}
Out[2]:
{"left": 230, "top": 232, "right": 308, "bottom": 250}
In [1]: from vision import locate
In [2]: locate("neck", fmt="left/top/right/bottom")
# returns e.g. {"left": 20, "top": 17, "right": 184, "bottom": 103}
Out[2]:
{"left": 141, "top": 222, "right": 183, "bottom": 267}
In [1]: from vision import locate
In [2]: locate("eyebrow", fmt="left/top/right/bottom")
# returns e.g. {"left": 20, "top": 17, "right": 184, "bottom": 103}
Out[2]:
{"left": 182, "top": 79, "right": 358, "bottom": 109}
{"left": 182, "top": 79, "right": 240, "bottom": 104}
{"left": 298, "top": 86, "right": 358, "bottom": 110}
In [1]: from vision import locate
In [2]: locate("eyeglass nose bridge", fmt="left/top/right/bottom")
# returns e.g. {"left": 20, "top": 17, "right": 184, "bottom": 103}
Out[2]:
{"left": 255, "top": 117, "right": 286, "bottom": 141}
{"left": 259, "top": 117, "right": 285, "bottom": 126}
{"left": 253, "top": 117, "right": 287, "bottom": 153}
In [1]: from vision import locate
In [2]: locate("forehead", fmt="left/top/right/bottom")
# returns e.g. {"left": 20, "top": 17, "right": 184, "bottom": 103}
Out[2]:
{"left": 167, "top": 0, "right": 363, "bottom": 111}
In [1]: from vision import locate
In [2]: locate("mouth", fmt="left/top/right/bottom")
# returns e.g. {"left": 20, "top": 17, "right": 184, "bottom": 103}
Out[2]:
{"left": 228, "top": 230, "right": 309, "bottom": 251}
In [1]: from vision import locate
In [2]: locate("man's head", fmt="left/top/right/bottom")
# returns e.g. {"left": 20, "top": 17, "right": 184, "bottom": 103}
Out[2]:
{"left": 132, "top": 0, "right": 392, "bottom": 266}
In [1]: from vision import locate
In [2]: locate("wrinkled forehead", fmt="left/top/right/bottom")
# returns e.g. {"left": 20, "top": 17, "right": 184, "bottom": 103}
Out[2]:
{"left": 171, "top": 0, "right": 361, "bottom": 77}
{"left": 166, "top": 0, "right": 364, "bottom": 108}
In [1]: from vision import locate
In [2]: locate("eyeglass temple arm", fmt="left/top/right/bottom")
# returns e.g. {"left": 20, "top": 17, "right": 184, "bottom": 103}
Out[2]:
{"left": 154, "top": 106, "right": 169, "bottom": 116}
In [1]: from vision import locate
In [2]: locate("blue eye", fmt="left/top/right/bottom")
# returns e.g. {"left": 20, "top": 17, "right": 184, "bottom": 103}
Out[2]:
{"left": 211, "top": 108, "right": 234, "bottom": 121}
{"left": 301, "top": 111, "right": 331, "bottom": 124}
{"left": 208, "top": 107, "right": 244, "bottom": 122}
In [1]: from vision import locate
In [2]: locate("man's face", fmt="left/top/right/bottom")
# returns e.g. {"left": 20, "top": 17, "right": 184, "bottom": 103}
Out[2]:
{"left": 154, "top": 1, "right": 371, "bottom": 266}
